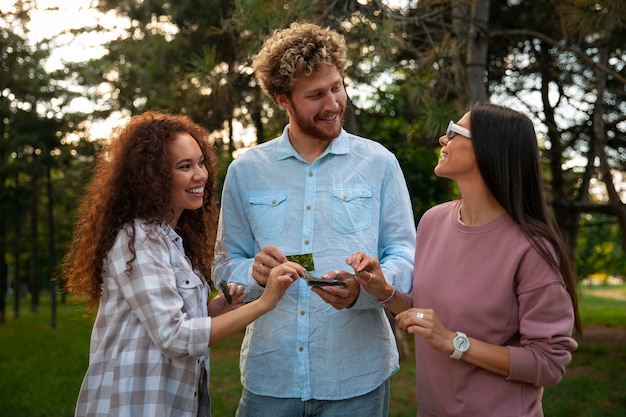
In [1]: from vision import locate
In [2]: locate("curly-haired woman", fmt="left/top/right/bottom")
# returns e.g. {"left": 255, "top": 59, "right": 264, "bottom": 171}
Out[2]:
{"left": 63, "top": 111, "right": 299, "bottom": 417}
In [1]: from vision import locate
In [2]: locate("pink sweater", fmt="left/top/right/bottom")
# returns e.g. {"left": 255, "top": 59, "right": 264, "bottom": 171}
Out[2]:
{"left": 411, "top": 200, "right": 577, "bottom": 417}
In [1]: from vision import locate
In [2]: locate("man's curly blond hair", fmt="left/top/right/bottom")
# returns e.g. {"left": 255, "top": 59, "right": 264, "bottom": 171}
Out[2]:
{"left": 252, "top": 22, "right": 347, "bottom": 102}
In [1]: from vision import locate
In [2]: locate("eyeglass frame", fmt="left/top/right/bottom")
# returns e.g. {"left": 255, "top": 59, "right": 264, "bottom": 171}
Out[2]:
{"left": 446, "top": 121, "right": 472, "bottom": 139}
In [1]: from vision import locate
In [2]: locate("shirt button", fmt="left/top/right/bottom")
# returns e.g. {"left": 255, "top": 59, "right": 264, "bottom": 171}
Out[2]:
{"left": 271, "top": 200, "right": 277, "bottom": 205}
{"left": 304, "top": 240, "right": 310, "bottom": 245}
{"left": 342, "top": 195, "right": 348, "bottom": 200}
{"left": 306, "top": 205, "right": 311, "bottom": 211}
{"left": 185, "top": 280, "right": 190, "bottom": 284}
{"left": 300, "top": 310, "right": 305, "bottom": 315}
{"left": 308, "top": 172, "right": 313, "bottom": 177}
{"left": 299, "top": 346, "right": 304, "bottom": 352}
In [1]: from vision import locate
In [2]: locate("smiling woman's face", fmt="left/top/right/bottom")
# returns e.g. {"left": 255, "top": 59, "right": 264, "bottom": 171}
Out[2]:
{"left": 168, "top": 132, "right": 208, "bottom": 228}
{"left": 434, "top": 112, "right": 478, "bottom": 181}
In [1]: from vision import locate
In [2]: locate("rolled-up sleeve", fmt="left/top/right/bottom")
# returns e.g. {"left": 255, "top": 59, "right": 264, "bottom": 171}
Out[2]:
{"left": 507, "top": 251, "right": 578, "bottom": 387}
{"left": 349, "top": 156, "right": 416, "bottom": 310}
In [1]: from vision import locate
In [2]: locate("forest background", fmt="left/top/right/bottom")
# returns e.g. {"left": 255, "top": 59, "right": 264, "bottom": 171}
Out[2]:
{"left": 0, "top": 0, "right": 625, "bottom": 322}
{"left": 1, "top": 1, "right": 626, "bottom": 415}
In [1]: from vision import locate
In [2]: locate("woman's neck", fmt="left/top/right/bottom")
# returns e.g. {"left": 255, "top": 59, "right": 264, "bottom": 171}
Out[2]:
{"left": 458, "top": 191, "right": 505, "bottom": 226}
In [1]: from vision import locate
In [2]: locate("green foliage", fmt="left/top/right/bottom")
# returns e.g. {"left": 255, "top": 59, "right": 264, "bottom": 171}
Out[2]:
{"left": 576, "top": 213, "right": 626, "bottom": 279}
{"left": 231, "top": 0, "right": 319, "bottom": 34}
{"left": 353, "top": 82, "right": 458, "bottom": 220}
{"left": 286, "top": 253, "right": 315, "bottom": 271}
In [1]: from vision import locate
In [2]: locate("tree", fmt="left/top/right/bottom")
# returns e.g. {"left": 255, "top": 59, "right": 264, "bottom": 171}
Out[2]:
{"left": 485, "top": 0, "right": 626, "bottom": 266}
{"left": 0, "top": 1, "right": 53, "bottom": 320}
{"left": 370, "top": 0, "right": 626, "bottom": 275}
{"left": 1, "top": 0, "right": 98, "bottom": 319}
{"left": 576, "top": 212, "right": 626, "bottom": 279}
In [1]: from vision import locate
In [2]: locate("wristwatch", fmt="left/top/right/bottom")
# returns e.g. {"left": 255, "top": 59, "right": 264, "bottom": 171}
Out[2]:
{"left": 450, "top": 331, "right": 470, "bottom": 360}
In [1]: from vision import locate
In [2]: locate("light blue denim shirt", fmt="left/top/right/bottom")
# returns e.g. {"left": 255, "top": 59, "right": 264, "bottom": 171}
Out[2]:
{"left": 212, "top": 126, "right": 416, "bottom": 400}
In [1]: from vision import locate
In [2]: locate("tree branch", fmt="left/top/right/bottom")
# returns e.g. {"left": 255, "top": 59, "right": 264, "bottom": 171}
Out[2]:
{"left": 489, "top": 29, "right": 626, "bottom": 85}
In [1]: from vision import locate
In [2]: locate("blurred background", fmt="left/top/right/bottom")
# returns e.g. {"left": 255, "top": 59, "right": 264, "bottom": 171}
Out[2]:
{"left": 0, "top": 1, "right": 625, "bottom": 415}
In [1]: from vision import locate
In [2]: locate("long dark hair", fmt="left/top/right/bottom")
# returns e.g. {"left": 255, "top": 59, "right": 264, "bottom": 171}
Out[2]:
{"left": 470, "top": 102, "right": 582, "bottom": 335}
{"left": 62, "top": 111, "right": 218, "bottom": 306}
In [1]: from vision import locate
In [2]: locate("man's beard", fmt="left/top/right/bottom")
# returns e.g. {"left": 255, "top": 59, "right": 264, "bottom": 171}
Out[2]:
{"left": 291, "top": 101, "right": 345, "bottom": 142}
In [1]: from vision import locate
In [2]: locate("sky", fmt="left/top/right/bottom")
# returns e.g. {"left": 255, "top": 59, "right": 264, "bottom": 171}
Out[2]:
{"left": 0, "top": 0, "right": 132, "bottom": 139}
{"left": 1, "top": 0, "right": 416, "bottom": 142}
{"left": 6, "top": 0, "right": 125, "bottom": 71}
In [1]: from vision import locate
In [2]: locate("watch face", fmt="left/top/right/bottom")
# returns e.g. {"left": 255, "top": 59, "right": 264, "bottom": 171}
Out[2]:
{"left": 454, "top": 336, "right": 468, "bottom": 351}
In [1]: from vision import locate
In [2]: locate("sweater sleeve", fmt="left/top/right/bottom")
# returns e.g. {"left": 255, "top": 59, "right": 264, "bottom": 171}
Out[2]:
{"left": 507, "top": 249, "right": 578, "bottom": 387}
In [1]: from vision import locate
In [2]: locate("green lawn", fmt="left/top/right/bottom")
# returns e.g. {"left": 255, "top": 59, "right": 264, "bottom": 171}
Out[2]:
{"left": 0, "top": 285, "right": 624, "bottom": 416}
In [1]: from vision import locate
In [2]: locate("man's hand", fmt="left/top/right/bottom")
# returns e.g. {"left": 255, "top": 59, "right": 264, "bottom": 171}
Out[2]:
{"left": 252, "top": 246, "right": 287, "bottom": 287}
{"left": 310, "top": 275, "right": 360, "bottom": 310}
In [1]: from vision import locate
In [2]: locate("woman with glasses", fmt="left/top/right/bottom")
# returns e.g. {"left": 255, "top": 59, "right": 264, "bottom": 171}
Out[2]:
{"left": 345, "top": 102, "right": 581, "bottom": 416}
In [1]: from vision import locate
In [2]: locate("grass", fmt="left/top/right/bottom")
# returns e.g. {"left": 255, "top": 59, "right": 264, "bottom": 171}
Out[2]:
{"left": 0, "top": 285, "right": 624, "bottom": 416}
{"left": 578, "top": 285, "right": 626, "bottom": 326}
{"left": 543, "top": 285, "right": 626, "bottom": 416}
{"left": 544, "top": 342, "right": 626, "bottom": 416}
{"left": 0, "top": 296, "right": 93, "bottom": 417}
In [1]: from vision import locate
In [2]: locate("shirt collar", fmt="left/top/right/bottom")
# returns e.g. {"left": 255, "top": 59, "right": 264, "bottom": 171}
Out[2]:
{"left": 276, "top": 125, "right": 349, "bottom": 161}
{"left": 164, "top": 223, "right": 185, "bottom": 252}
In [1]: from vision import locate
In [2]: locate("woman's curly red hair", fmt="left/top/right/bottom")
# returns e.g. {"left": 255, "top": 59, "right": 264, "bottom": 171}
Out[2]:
{"left": 62, "top": 111, "right": 218, "bottom": 307}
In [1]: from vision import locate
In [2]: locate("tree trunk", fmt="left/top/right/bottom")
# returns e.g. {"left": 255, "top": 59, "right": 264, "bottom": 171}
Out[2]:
{"left": 451, "top": 0, "right": 470, "bottom": 106}
{"left": 12, "top": 172, "right": 22, "bottom": 319}
{"left": 29, "top": 154, "right": 40, "bottom": 314}
{"left": 252, "top": 106, "right": 265, "bottom": 145}
{"left": 344, "top": 97, "right": 359, "bottom": 135}
{"left": 539, "top": 45, "right": 585, "bottom": 255}
{"left": 47, "top": 164, "right": 56, "bottom": 328}
{"left": 0, "top": 138, "right": 6, "bottom": 323}
{"left": 594, "top": 45, "right": 626, "bottom": 253}
{"left": 465, "top": 0, "right": 489, "bottom": 102}
{"left": 0, "top": 189, "right": 6, "bottom": 324}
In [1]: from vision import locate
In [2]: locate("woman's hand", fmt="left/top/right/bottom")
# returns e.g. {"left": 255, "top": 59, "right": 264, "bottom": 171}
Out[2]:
{"left": 257, "top": 261, "right": 301, "bottom": 311}
{"left": 396, "top": 308, "right": 456, "bottom": 354}
{"left": 207, "top": 263, "right": 298, "bottom": 346}
{"left": 208, "top": 283, "right": 247, "bottom": 316}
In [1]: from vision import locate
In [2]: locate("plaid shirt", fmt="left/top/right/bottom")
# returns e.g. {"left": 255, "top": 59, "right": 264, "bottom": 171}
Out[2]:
{"left": 75, "top": 220, "right": 212, "bottom": 417}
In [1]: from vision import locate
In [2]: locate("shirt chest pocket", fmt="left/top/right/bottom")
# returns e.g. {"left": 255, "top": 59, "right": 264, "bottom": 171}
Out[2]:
{"left": 174, "top": 268, "right": 205, "bottom": 318}
{"left": 331, "top": 186, "right": 373, "bottom": 234}
{"left": 247, "top": 192, "right": 288, "bottom": 238}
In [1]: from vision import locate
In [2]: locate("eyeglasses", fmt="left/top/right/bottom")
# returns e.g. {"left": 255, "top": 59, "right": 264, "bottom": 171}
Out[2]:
{"left": 446, "top": 121, "right": 472, "bottom": 139}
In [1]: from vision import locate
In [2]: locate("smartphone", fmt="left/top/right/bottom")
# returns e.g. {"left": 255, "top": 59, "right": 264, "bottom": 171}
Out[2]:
{"left": 301, "top": 271, "right": 346, "bottom": 287}
{"left": 219, "top": 281, "right": 232, "bottom": 305}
